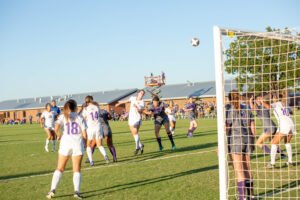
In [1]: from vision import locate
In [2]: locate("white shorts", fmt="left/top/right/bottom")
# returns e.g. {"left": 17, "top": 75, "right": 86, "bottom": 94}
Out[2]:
{"left": 278, "top": 120, "right": 296, "bottom": 135}
{"left": 128, "top": 119, "right": 142, "bottom": 127}
{"left": 44, "top": 126, "right": 54, "bottom": 131}
{"left": 87, "top": 127, "right": 101, "bottom": 140}
{"left": 59, "top": 141, "right": 84, "bottom": 157}
{"left": 168, "top": 115, "right": 176, "bottom": 122}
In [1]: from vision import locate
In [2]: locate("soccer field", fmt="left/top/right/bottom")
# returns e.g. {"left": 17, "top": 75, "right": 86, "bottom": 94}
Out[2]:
{"left": 0, "top": 119, "right": 220, "bottom": 200}
{"left": 1, "top": 117, "right": 299, "bottom": 200}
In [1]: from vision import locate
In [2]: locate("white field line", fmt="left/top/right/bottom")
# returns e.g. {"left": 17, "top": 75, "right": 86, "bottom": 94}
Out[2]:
{"left": 0, "top": 149, "right": 216, "bottom": 182}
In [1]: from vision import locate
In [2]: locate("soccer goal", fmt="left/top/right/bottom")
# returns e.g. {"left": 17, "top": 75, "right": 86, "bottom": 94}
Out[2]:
{"left": 214, "top": 26, "right": 300, "bottom": 200}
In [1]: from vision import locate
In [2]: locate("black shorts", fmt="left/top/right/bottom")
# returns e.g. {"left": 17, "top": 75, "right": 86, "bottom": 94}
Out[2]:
{"left": 154, "top": 116, "right": 169, "bottom": 126}
{"left": 100, "top": 124, "right": 112, "bottom": 138}
{"left": 228, "top": 135, "right": 254, "bottom": 154}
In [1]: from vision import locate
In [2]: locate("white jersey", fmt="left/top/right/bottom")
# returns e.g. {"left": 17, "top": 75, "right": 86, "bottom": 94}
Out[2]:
{"left": 41, "top": 111, "right": 56, "bottom": 129}
{"left": 165, "top": 107, "right": 176, "bottom": 121}
{"left": 271, "top": 102, "right": 295, "bottom": 135}
{"left": 56, "top": 113, "right": 86, "bottom": 143}
{"left": 81, "top": 104, "right": 101, "bottom": 129}
{"left": 56, "top": 112, "right": 87, "bottom": 156}
{"left": 128, "top": 96, "right": 144, "bottom": 125}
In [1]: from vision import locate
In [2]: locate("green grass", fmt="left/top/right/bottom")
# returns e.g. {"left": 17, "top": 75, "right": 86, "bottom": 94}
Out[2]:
{"left": 0, "top": 117, "right": 299, "bottom": 200}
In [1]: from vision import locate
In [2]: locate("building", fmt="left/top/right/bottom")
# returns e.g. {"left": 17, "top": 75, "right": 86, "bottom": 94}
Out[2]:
{"left": 0, "top": 80, "right": 232, "bottom": 123}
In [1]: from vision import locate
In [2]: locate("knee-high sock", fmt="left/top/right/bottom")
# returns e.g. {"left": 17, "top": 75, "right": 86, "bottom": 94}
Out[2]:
{"left": 262, "top": 145, "right": 271, "bottom": 154}
{"left": 237, "top": 181, "right": 245, "bottom": 200}
{"left": 109, "top": 146, "right": 117, "bottom": 161}
{"left": 73, "top": 172, "right": 81, "bottom": 192}
{"left": 167, "top": 132, "right": 175, "bottom": 146}
{"left": 191, "top": 126, "right": 197, "bottom": 133}
{"left": 245, "top": 179, "right": 254, "bottom": 197}
{"left": 45, "top": 139, "right": 49, "bottom": 147}
{"left": 285, "top": 143, "right": 292, "bottom": 163}
{"left": 98, "top": 146, "right": 107, "bottom": 157}
{"left": 50, "top": 170, "right": 62, "bottom": 191}
{"left": 271, "top": 144, "right": 278, "bottom": 165}
{"left": 133, "top": 134, "right": 142, "bottom": 149}
{"left": 156, "top": 137, "right": 163, "bottom": 148}
{"left": 86, "top": 147, "right": 93, "bottom": 162}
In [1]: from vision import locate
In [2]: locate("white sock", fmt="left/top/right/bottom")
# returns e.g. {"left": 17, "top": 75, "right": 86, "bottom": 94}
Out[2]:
{"left": 45, "top": 139, "right": 49, "bottom": 147}
{"left": 285, "top": 143, "right": 293, "bottom": 163}
{"left": 271, "top": 144, "right": 278, "bottom": 165}
{"left": 133, "top": 135, "right": 140, "bottom": 149}
{"left": 52, "top": 140, "right": 56, "bottom": 150}
{"left": 73, "top": 172, "right": 81, "bottom": 192}
{"left": 50, "top": 170, "right": 62, "bottom": 191}
{"left": 86, "top": 147, "right": 93, "bottom": 162}
{"left": 98, "top": 146, "right": 107, "bottom": 157}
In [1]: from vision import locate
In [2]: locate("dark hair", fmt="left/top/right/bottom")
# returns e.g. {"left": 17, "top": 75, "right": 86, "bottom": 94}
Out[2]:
{"left": 152, "top": 96, "right": 160, "bottom": 102}
{"left": 51, "top": 100, "right": 56, "bottom": 103}
{"left": 84, "top": 95, "right": 99, "bottom": 107}
{"left": 63, "top": 99, "right": 77, "bottom": 122}
{"left": 228, "top": 90, "right": 240, "bottom": 110}
{"left": 137, "top": 89, "right": 145, "bottom": 94}
{"left": 45, "top": 103, "right": 51, "bottom": 109}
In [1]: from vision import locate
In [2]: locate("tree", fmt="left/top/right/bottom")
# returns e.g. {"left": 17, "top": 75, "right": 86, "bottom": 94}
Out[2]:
{"left": 224, "top": 27, "right": 300, "bottom": 95}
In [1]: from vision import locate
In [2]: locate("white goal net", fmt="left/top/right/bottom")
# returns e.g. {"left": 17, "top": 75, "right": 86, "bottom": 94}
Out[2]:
{"left": 214, "top": 26, "right": 300, "bottom": 200}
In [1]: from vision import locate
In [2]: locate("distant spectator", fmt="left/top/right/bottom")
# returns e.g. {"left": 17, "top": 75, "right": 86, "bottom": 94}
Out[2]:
{"left": 51, "top": 100, "right": 61, "bottom": 116}
{"left": 29, "top": 115, "right": 33, "bottom": 124}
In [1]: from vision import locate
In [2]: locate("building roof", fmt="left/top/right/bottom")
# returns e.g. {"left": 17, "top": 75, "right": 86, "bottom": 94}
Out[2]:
{"left": 0, "top": 88, "right": 137, "bottom": 111}
{"left": 0, "top": 80, "right": 236, "bottom": 111}
{"left": 122, "top": 80, "right": 233, "bottom": 101}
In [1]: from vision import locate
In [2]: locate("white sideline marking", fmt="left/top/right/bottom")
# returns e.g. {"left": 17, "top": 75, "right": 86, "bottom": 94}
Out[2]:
{"left": 0, "top": 141, "right": 42, "bottom": 145}
{"left": 0, "top": 149, "right": 216, "bottom": 182}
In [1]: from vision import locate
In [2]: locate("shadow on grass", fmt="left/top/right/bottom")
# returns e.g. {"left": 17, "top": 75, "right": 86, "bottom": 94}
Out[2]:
{"left": 0, "top": 170, "right": 53, "bottom": 181}
{"left": 55, "top": 164, "right": 219, "bottom": 199}
{"left": 256, "top": 180, "right": 300, "bottom": 199}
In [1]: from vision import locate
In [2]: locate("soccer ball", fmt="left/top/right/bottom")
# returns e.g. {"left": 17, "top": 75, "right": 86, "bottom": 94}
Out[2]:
{"left": 191, "top": 37, "right": 200, "bottom": 47}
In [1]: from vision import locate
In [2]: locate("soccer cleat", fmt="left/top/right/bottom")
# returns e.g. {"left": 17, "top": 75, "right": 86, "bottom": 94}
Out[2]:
{"left": 134, "top": 148, "right": 140, "bottom": 156}
{"left": 171, "top": 145, "right": 176, "bottom": 150}
{"left": 140, "top": 144, "right": 144, "bottom": 155}
{"left": 286, "top": 162, "right": 294, "bottom": 167}
{"left": 266, "top": 163, "right": 275, "bottom": 169}
{"left": 73, "top": 191, "right": 83, "bottom": 199}
{"left": 104, "top": 155, "right": 109, "bottom": 164}
{"left": 280, "top": 154, "right": 287, "bottom": 159}
{"left": 159, "top": 145, "right": 164, "bottom": 151}
{"left": 187, "top": 132, "right": 193, "bottom": 138}
{"left": 90, "top": 161, "right": 94, "bottom": 166}
{"left": 45, "top": 146, "right": 49, "bottom": 152}
{"left": 46, "top": 190, "right": 55, "bottom": 199}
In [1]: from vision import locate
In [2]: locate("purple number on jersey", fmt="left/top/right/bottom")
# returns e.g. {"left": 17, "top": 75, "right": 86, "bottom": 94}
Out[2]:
{"left": 66, "top": 122, "right": 79, "bottom": 134}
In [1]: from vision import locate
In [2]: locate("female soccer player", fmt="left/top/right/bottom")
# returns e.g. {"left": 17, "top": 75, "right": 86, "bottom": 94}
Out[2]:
{"left": 46, "top": 99, "right": 87, "bottom": 199}
{"left": 184, "top": 97, "right": 198, "bottom": 137}
{"left": 165, "top": 101, "right": 176, "bottom": 136}
{"left": 99, "top": 108, "right": 117, "bottom": 162}
{"left": 226, "top": 90, "right": 255, "bottom": 200}
{"left": 81, "top": 96, "right": 109, "bottom": 166}
{"left": 116, "top": 89, "right": 145, "bottom": 155}
{"left": 40, "top": 103, "right": 57, "bottom": 152}
{"left": 267, "top": 94, "right": 296, "bottom": 168}
{"left": 145, "top": 96, "right": 176, "bottom": 151}
{"left": 249, "top": 95, "right": 286, "bottom": 158}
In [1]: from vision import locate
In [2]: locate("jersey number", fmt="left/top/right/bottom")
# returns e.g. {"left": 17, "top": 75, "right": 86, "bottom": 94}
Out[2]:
{"left": 66, "top": 122, "right": 79, "bottom": 134}
{"left": 281, "top": 108, "right": 290, "bottom": 116}
{"left": 90, "top": 111, "right": 99, "bottom": 121}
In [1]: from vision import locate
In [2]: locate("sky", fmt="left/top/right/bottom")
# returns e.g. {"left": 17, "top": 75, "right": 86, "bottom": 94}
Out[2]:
{"left": 0, "top": 0, "right": 299, "bottom": 101}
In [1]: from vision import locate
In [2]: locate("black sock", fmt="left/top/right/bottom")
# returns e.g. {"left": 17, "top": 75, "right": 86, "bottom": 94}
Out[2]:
{"left": 167, "top": 132, "right": 175, "bottom": 146}
{"left": 156, "top": 137, "right": 163, "bottom": 148}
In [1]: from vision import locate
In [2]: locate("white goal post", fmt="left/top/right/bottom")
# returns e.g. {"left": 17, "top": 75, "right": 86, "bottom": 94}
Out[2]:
{"left": 214, "top": 26, "right": 300, "bottom": 200}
